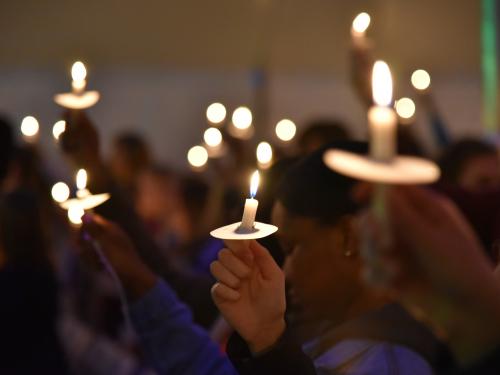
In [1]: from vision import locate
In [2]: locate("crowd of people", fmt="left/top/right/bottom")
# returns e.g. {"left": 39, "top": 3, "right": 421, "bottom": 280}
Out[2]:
{"left": 1, "top": 29, "right": 500, "bottom": 375}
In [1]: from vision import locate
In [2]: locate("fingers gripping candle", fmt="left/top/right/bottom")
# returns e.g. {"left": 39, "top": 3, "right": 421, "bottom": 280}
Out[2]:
{"left": 240, "top": 171, "right": 260, "bottom": 230}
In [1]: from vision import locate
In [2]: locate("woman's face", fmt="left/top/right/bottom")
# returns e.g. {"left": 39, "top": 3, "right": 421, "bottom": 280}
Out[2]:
{"left": 271, "top": 201, "right": 363, "bottom": 324}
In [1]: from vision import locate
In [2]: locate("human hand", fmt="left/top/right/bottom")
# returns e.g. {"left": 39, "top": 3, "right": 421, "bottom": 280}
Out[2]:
{"left": 80, "top": 214, "right": 157, "bottom": 301}
{"left": 210, "top": 240, "right": 286, "bottom": 353}
{"left": 361, "top": 186, "right": 500, "bottom": 364}
{"left": 60, "top": 110, "right": 102, "bottom": 170}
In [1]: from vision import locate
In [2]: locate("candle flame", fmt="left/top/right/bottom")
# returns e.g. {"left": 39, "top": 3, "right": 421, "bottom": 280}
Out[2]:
{"left": 372, "top": 60, "right": 393, "bottom": 106}
{"left": 352, "top": 12, "right": 371, "bottom": 34}
{"left": 76, "top": 169, "right": 87, "bottom": 190}
{"left": 250, "top": 170, "right": 260, "bottom": 198}
{"left": 71, "top": 61, "right": 87, "bottom": 82}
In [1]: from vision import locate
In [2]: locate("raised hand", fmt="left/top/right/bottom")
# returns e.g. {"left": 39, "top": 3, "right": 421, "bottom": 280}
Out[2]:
{"left": 362, "top": 186, "right": 500, "bottom": 365}
{"left": 80, "top": 214, "right": 157, "bottom": 301}
{"left": 210, "top": 240, "right": 286, "bottom": 353}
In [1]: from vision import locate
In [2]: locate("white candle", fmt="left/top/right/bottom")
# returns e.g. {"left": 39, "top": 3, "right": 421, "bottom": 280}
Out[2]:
{"left": 76, "top": 168, "right": 91, "bottom": 198}
{"left": 351, "top": 12, "right": 371, "bottom": 48}
{"left": 369, "top": 61, "right": 397, "bottom": 162}
{"left": 71, "top": 61, "right": 87, "bottom": 95}
{"left": 240, "top": 171, "right": 260, "bottom": 230}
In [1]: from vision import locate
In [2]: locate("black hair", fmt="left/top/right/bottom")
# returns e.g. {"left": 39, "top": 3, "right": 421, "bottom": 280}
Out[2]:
{"left": 438, "top": 138, "right": 498, "bottom": 184}
{"left": 277, "top": 141, "right": 368, "bottom": 225}
{"left": 0, "top": 114, "right": 15, "bottom": 183}
{"left": 0, "top": 190, "right": 49, "bottom": 269}
{"left": 298, "top": 119, "right": 351, "bottom": 152}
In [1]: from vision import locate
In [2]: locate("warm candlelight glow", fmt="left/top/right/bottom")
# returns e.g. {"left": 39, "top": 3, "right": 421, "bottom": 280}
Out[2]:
{"left": 71, "top": 61, "right": 87, "bottom": 82}
{"left": 275, "top": 119, "right": 296, "bottom": 142}
{"left": 232, "top": 107, "right": 253, "bottom": 129}
{"left": 352, "top": 12, "right": 371, "bottom": 36}
{"left": 395, "top": 97, "right": 416, "bottom": 119}
{"left": 250, "top": 170, "right": 260, "bottom": 198}
{"left": 372, "top": 61, "right": 393, "bottom": 106}
{"left": 256, "top": 142, "right": 273, "bottom": 168}
{"left": 206, "top": 103, "right": 227, "bottom": 124}
{"left": 68, "top": 203, "right": 85, "bottom": 225}
{"left": 20, "top": 116, "right": 39, "bottom": 137}
{"left": 411, "top": 69, "right": 431, "bottom": 91}
{"left": 76, "top": 169, "right": 88, "bottom": 190}
{"left": 52, "top": 120, "right": 66, "bottom": 140}
{"left": 187, "top": 145, "right": 209, "bottom": 168}
{"left": 204, "top": 127, "right": 223, "bottom": 147}
{"left": 51, "top": 182, "right": 70, "bottom": 203}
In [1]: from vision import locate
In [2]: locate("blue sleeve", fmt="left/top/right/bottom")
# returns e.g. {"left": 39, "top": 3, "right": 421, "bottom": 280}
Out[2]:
{"left": 129, "top": 279, "right": 237, "bottom": 375}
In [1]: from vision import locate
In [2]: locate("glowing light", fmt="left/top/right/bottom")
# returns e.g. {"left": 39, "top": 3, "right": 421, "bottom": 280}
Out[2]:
{"left": 204, "top": 127, "right": 223, "bottom": 147}
{"left": 275, "top": 119, "right": 296, "bottom": 142}
{"left": 71, "top": 61, "right": 87, "bottom": 82}
{"left": 52, "top": 120, "right": 66, "bottom": 140}
{"left": 76, "top": 169, "right": 88, "bottom": 190}
{"left": 68, "top": 203, "right": 85, "bottom": 225}
{"left": 250, "top": 170, "right": 260, "bottom": 198}
{"left": 256, "top": 142, "right": 273, "bottom": 167}
{"left": 20, "top": 116, "right": 39, "bottom": 137}
{"left": 187, "top": 145, "right": 208, "bottom": 168}
{"left": 411, "top": 69, "right": 431, "bottom": 91}
{"left": 372, "top": 61, "right": 393, "bottom": 106}
{"left": 51, "top": 182, "right": 70, "bottom": 203}
{"left": 206, "top": 103, "right": 227, "bottom": 124}
{"left": 395, "top": 97, "right": 416, "bottom": 119}
{"left": 352, "top": 12, "right": 371, "bottom": 35}
{"left": 232, "top": 107, "right": 253, "bottom": 129}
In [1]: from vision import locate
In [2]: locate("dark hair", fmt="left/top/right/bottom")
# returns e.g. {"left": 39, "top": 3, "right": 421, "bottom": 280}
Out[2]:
{"left": 438, "top": 138, "right": 498, "bottom": 184}
{"left": 0, "top": 190, "right": 49, "bottom": 268}
{"left": 114, "top": 132, "right": 151, "bottom": 170}
{"left": 0, "top": 114, "right": 15, "bottom": 183}
{"left": 298, "top": 119, "right": 351, "bottom": 153}
{"left": 277, "top": 141, "right": 367, "bottom": 225}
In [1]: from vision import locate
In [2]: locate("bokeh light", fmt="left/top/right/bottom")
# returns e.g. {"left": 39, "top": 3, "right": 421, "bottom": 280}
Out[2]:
{"left": 204, "top": 127, "right": 223, "bottom": 147}
{"left": 232, "top": 107, "right": 252, "bottom": 129}
{"left": 51, "top": 182, "right": 70, "bottom": 203}
{"left": 187, "top": 145, "right": 209, "bottom": 168}
{"left": 411, "top": 69, "right": 431, "bottom": 91}
{"left": 395, "top": 97, "right": 416, "bottom": 119}
{"left": 206, "top": 103, "right": 227, "bottom": 124}
{"left": 20, "top": 116, "right": 39, "bottom": 137}
{"left": 275, "top": 119, "right": 297, "bottom": 142}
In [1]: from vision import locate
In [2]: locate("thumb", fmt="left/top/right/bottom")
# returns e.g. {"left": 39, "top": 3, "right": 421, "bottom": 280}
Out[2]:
{"left": 250, "top": 241, "right": 280, "bottom": 280}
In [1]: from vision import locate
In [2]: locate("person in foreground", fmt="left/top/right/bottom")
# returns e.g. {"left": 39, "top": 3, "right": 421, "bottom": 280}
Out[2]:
{"left": 211, "top": 144, "right": 447, "bottom": 375}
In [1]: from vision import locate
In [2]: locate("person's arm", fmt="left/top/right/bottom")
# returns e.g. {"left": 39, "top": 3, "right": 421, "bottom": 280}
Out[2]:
{"left": 226, "top": 332, "right": 316, "bottom": 375}
{"left": 81, "top": 215, "right": 237, "bottom": 375}
{"left": 60, "top": 110, "right": 218, "bottom": 327}
{"left": 129, "top": 278, "right": 236, "bottom": 375}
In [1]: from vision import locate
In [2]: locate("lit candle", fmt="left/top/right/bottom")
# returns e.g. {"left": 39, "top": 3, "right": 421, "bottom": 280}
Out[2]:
{"left": 351, "top": 12, "right": 371, "bottom": 47}
{"left": 52, "top": 120, "right": 66, "bottom": 141}
{"left": 411, "top": 69, "right": 431, "bottom": 91}
{"left": 256, "top": 142, "right": 273, "bottom": 169}
{"left": 20, "top": 116, "right": 40, "bottom": 143}
{"left": 240, "top": 171, "right": 260, "bottom": 230}
{"left": 71, "top": 61, "right": 87, "bottom": 95}
{"left": 76, "top": 169, "right": 90, "bottom": 198}
{"left": 368, "top": 61, "right": 397, "bottom": 161}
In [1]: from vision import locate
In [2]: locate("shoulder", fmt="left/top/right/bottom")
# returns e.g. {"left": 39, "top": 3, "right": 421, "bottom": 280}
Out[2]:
{"left": 312, "top": 339, "right": 433, "bottom": 375}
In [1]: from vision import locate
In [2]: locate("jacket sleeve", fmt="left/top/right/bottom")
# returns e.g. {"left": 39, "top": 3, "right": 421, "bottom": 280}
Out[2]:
{"left": 226, "top": 332, "right": 317, "bottom": 375}
{"left": 129, "top": 279, "right": 237, "bottom": 375}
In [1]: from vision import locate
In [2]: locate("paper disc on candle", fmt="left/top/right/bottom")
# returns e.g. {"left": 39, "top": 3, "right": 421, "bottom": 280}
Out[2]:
{"left": 211, "top": 222, "right": 278, "bottom": 240}
{"left": 60, "top": 193, "right": 110, "bottom": 210}
{"left": 54, "top": 91, "right": 100, "bottom": 109}
{"left": 324, "top": 150, "right": 440, "bottom": 184}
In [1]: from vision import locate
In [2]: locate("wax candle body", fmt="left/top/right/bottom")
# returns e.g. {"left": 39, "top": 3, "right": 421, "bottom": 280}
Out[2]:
{"left": 72, "top": 80, "right": 86, "bottom": 94}
{"left": 241, "top": 198, "right": 258, "bottom": 230}
{"left": 368, "top": 106, "right": 397, "bottom": 162}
